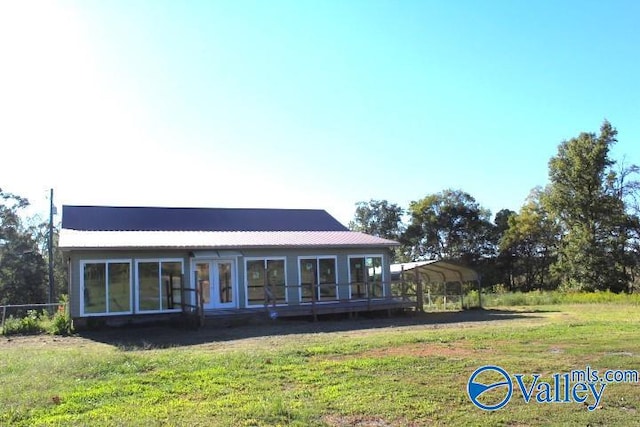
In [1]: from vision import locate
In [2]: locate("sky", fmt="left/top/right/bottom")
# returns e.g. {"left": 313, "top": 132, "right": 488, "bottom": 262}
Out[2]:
{"left": 1, "top": 0, "right": 639, "bottom": 226}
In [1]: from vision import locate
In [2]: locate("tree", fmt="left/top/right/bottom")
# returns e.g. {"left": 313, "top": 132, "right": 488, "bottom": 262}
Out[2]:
{"left": 545, "top": 121, "right": 637, "bottom": 292}
{"left": 493, "top": 209, "right": 516, "bottom": 240}
{"left": 0, "top": 189, "right": 48, "bottom": 304}
{"left": 349, "top": 200, "right": 404, "bottom": 240}
{"left": 403, "top": 189, "right": 493, "bottom": 263}
{"left": 489, "top": 208, "right": 517, "bottom": 288}
{"left": 349, "top": 199, "right": 405, "bottom": 262}
{"left": 501, "top": 188, "right": 560, "bottom": 291}
{"left": 31, "top": 221, "right": 68, "bottom": 299}
{"left": 610, "top": 160, "right": 640, "bottom": 291}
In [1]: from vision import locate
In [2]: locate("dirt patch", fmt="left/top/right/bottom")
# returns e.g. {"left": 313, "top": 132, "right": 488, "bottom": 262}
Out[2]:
{"left": 323, "top": 414, "right": 421, "bottom": 427}
{"left": 1, "top": 334, "right": 99, "bottom": 349}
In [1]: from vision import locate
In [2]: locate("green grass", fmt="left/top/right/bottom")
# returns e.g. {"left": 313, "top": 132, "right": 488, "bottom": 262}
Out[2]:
{"left": 467, "top": 290, "right": 640, "bottom": 308}
{"left": 1, "top": 304, "right": 639, "bottom": 426}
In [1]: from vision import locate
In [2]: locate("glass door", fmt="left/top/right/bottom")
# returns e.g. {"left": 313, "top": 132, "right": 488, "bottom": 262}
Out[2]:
{"left": 195, "top": 262, "right": 211, "bottom": 308}
{"left": 214, "top": 260, "right": 235, "bottom": 308}
{"left": 193, "top": 260, "right": 236, "bottom": 309}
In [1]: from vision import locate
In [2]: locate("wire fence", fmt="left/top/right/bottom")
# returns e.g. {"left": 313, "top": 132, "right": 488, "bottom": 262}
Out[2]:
{"left": 390, "top": 280, "right": 480, "bottom": 311}
{"left": 0, "top": 303, "right": 65, "bottom": 330}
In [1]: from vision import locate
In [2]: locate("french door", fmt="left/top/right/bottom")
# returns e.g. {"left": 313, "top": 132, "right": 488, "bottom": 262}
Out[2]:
{"left": 193, "top": 260, "right": 236, "bottom": 309}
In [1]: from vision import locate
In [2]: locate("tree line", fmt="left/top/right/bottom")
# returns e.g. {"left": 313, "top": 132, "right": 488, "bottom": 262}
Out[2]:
{"left": 349, "top": 121, "right": 640, "bottom": 293}
{"left": 0, "top": 190, "right": 66, "bottom": 305}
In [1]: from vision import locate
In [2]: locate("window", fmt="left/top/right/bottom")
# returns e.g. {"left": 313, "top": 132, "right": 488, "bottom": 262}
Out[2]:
{"left": 349, "top": 256, "right": 384, "bottom": 299}
{"left": 81, "top": 260, "right": 132, "bottom": 315}
{"left": 136, "top": 260, "right": 183, "bottom": 312}
{"left": 246, "top": 258, "right": 286, "bottom": 306}
{"left": 299, "top": 257, "right": 337, "bottom": 302}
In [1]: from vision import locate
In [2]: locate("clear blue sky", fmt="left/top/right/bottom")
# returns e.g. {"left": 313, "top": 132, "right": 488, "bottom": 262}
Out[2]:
{"left": 1, "top": 0, "right": 639, "bottom": 225}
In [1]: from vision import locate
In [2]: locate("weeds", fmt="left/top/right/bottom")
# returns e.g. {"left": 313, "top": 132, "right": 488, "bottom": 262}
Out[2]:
{"left": 465, "top": 289, "right": 640, "bottom": 308}
{"left": 1, "top": 296, "right": 73, "bottom": 336}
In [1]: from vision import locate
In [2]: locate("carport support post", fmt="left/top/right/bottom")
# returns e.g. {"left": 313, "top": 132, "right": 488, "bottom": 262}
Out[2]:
{"left": 401, "top": 265, "right": 406, "bottom": 301}
{"left": 415, "top": 270, "right": 424, "bottom": 312}
{"left": 477, "top": 278, "right": 482, "bottom": 308}
{"left": 443, "top": 282, "right": 447, "bottom": 310}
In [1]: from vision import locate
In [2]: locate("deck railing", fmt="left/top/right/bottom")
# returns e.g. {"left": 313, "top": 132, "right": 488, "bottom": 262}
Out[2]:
{"left": 259, "top": 278, "right": 466, "bottom": 313}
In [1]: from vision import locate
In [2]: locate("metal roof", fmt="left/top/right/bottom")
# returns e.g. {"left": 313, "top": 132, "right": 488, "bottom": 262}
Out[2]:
{"left": 59, "top": 230, "right": 399, "bottom": 250}
{"left": 390, "top": 260, "right": 479, "bottom": 283}
{"left": 61, "top": 205, "right": 348, "bottom": 232}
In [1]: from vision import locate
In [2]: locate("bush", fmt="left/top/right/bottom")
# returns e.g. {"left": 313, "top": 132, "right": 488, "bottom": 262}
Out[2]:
{"left": 1, "top": 310, "right": 49, "bottom": 335}
{"left": 49, "top": 295, "right": 73, "bottom": 335}
{"left": 0, "top": 296, "right": 73, "bottom": 336}
{"left": 464, "top": 290, "right": 480, "bottom": 309}
{"left": 1, "top": 316, "right": 22, "bottom": 335}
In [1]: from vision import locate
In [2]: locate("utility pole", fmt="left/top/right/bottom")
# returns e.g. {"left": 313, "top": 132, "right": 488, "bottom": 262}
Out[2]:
{"left": 48, "top": 188, "right": 54, "bottom": 304}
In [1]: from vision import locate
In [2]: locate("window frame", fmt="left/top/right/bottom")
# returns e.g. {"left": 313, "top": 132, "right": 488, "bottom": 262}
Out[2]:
{"left": 297, "top": 255, "right": 338, "bottom": 303}
{"left": 347, "top": 254, "right": 386, "bottom": 300}
{"left": 80, "top": 259, "right": 133, "bottom": 317}
{"left": 244, "top": 257, "right": 288, "bottom": 308}
{"left": 134, "top": 258, "right": 184, "bottom": 314}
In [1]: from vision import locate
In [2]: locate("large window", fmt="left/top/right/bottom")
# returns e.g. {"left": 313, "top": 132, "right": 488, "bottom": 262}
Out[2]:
{"left": 349, "top": 256, "right": 384, "bottom": 299}
{"left": 81, "top": 260, "right": 132, "bottom": 315}
{"left": 299, "top": 257, "right": 337, "bottom": 302}
{"left": 136, "top": 260, "right": 183, "bottom": 312}
{"left": 246, "top": 258, "right": 286, "bottom": 306}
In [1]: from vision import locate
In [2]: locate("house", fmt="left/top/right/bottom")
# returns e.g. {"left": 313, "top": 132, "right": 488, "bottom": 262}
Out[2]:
{"left": 59, "top": 205, "right": 410, "bottom": 325}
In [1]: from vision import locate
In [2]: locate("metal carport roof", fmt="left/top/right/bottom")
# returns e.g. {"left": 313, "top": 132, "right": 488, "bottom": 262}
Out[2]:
{"left": 390, "top": 260, "right": 479, "bottom": 283}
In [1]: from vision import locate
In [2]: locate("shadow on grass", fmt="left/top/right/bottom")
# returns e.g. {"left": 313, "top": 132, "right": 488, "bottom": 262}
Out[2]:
{"left": 78, "top": 308, "right": 546, "bottom": 350}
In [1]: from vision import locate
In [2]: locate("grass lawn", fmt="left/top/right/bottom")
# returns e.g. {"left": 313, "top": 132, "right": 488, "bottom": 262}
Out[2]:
{"left": 1, "top": 304, "right": 639, "bottom": 426}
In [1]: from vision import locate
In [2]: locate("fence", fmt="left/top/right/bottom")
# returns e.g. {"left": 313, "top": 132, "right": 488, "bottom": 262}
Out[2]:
{"left": 390, "top": 277, "right": 480, "bottom": 312}
{"left": 0, "top": 303, "right": 66, "bottom": 331}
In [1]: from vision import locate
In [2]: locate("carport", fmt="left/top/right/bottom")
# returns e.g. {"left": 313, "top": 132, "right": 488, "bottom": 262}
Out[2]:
{"left": 390, "top": 260, "right": 481, "bottom": 310}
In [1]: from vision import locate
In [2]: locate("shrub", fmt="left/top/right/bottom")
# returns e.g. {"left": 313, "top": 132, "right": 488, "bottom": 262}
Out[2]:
{"left": 1, "top": 310, "right": 49, "bottom": 335}
{"left": 0, "top": 296, "right": 73, "bottom": 336}
{"left": 49, "top": 295, "right": 73, "bottom": 335}
{"left": 1, "top": 316, "right": 22, "bottom": 335}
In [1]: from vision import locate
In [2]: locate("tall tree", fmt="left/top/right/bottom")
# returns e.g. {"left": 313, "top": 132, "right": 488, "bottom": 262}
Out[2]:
{"left": 493, "top": 209, "right": 516, "bottom": 240}
{"left": 0, "top": 189, "right": 48, "bottom": 304}
{"left": 349, "top": 199, "right": 405, "bottom": 262}
{"left": 404, "top": 189, "right": 493, "bottom": 263}
{"left": 489, "top": 208, "right": 517, "bottom": 288}
{"left": 349, "top": 200, "right": 404, "bottom": 240}
{"left": 31, "top": 221, "right": 68, "bottom": 299}
{"left": 501, "top": 187, "right": 560, "bottom": 291}
{"left": 545, "top": 121, "right": 636, "bottom": 291}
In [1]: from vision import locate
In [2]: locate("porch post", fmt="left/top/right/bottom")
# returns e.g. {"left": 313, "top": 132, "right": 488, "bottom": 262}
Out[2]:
{"left": 415, "top": 269, "right": 424, "bottom": 312}
{"left": 311, "top": 264, "right": 317, "bottom": 322}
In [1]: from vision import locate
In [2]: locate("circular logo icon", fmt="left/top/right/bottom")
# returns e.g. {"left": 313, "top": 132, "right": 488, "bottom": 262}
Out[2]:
{"left": 467, "top": 365, "right": 513, "bottom": 410}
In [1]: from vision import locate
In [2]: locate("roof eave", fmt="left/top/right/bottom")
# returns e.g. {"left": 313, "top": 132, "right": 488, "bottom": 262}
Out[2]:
{"left": 60, "top": 242, "right": 400, "bottom": 251}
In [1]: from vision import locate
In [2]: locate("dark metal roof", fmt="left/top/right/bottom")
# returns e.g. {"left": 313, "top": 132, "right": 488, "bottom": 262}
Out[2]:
{"left": 61, "top": 205, "right": 349, "bottom": 232}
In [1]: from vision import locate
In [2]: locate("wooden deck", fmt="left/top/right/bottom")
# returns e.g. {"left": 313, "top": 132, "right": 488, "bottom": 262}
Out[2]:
{"left": 72, "top": 299, "right": 416, "bottom": 330}
{"left": 203, "top": 298, "right": 417, "bottom": 319}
